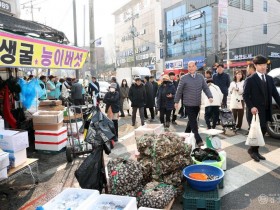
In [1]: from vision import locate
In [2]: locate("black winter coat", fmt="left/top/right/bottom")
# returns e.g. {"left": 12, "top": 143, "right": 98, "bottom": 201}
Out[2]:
{"left": 145, "top": 82, "right": 155, "bottom": 108}
{"left": 156, "top": 82, "right": 176, "bottom": 110}
{"left": 103, "top": 91, "right": 120, "bottom": 113}
{"left": 151, "top": 81, "right": 158, "bottom": 99}
{"left": 129, "top": 83, "right": 147, "bottom": 108}
{"left": 213, "top": 73, "right": 230, "bottom": 95}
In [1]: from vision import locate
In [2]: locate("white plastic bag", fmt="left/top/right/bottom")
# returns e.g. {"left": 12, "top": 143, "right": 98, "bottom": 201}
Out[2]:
{"left": 123, "top": 98, "right": 130, "bottom": 110}
{"left": 230, "top": 90, "right": 243, "bottom": 109}
{"left": 245, "top": 114, "right": 265, "bottom": 146}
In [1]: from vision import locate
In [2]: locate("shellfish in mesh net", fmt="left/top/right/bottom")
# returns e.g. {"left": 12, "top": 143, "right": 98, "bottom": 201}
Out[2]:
{"left": 137, "top": 181, "right": 176, "bottom": 209}
{"left": 107, "top": 158, "right": 143, "bottom": 196}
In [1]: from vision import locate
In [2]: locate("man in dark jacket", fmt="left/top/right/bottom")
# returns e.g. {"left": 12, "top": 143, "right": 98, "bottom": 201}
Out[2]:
{"left": 150, "top": 75, "right": 158, "bottom": 115}
{"left": 71, "top": 79, "right": 84, "bottom": 112}
{"left": 213, "top": 64, "right": 230, "bottom": 108}
{"left": 243, "top": 55, "right": 280, "bottom": 162}
{"left": 144, "top": 76, "right": 155, "bottom": 122}
{"left": 129, "top": 77, "right": 147, "bottom": 126}
{"left": 169, "top": 72, "right": 178, "bottom": 124}
{"left": 88, "top": 76, "right": 100, "bottom": 102}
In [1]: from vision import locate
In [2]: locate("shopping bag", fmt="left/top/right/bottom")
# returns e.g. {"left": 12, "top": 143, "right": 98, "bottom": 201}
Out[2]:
{"left": 123, "top": 98, "right": 130, "bottom": 110}
{"left": 245, "top": 114, "right": 265, "bottom": 146}
{"left": 230, "top": 90, "right": 243, "bottom": 109}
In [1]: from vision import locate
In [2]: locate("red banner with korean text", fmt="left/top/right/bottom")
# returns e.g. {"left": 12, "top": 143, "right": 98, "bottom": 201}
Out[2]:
{"left": 0, "top": 30, "right": 88, "bottom": 69}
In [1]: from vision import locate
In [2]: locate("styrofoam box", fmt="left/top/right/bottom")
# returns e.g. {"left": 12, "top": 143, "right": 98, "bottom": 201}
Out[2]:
{"left": 0, "top": 167, "right": 8, "bottom": 181}
{"left": 43, "top": 188, "right": 99, "bottom": 210}
{"left": 35, "top": 127, "right": 67, "bottom": 151}
{"left": 0, "top": 152, "right": 9, "bottom": 169}
{"left": 138, "top": 207, "right": 162, "bottom": 210}
{"left": 0, "top": 130, "right": 29, "bottom": 152}
{"left": 135, "top": 124, "right": 164, "bottom": 138}
{"left": 66, "top": 121, "right": 83, "bottom": 134}
{"left": 6, "top": 149, "right": 27, "bottom": 168}
{"left": 83, "top": 194, "right": 137, "bottom": 210}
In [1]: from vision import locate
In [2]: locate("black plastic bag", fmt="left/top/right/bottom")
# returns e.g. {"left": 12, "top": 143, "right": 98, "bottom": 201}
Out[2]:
{"left": 75, "top": 146, "right": 106, "bottom": 192}
{"left": 191, "top": 148, "right": 221, "bottom": 162}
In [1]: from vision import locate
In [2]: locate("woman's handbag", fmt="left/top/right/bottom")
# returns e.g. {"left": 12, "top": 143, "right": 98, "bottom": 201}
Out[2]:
{"left": 245, "top": 114, "right": 265, "bottom": 146}
{"left": 230, "top": 90, "right": 243, "bottom": 109}
{"left": 123, "top": 98, "right": 130, "bottom": 110}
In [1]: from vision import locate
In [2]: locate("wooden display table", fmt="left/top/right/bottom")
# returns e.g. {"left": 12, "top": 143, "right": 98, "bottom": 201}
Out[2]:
{"left": 0, "top": 158, "right": 39, "bottom": 185}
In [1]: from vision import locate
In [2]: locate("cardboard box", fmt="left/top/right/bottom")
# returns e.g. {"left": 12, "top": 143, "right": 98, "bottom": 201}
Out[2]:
{"left": 39, "top": 100, "right": 62, "bottom": 106}
{"left": 0, "top": 130, "right": 29, "bottom": 152}
{"left": 135, "top": 124, "right": 164, "bottom": 138}
{"left": 33, "top": 111, "right": 63, "bottom": 124}
{"left": 6, "top": 149, "right": 27, "bottom": 168}
{"left": 0, "top": 152, "right": 9, "bottom": 170}
{"left": 38, "top": 105, "right": 65, "bottom": 111}
{"left": 35, "top": 127, "right": 67, "bottom": 151}
{"left": 33, "top": 122, "right": 63, "bottom": 131}
{"left": 63, "top": 113, "right": 83, "bottom": 121}
{"left": 0, "top": 167, "right": 8, "bottom": 181}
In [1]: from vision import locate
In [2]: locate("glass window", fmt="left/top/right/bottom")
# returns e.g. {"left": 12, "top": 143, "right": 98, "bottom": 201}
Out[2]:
{"left": 229, "top": 0, "right": 241, "bottom": 8}
{"left": 242, "top": 0, "right": 253, "bottom": 12}
{"left": 263, "top": 24, "right": 267, "bottom": 34}
{"left": 263, "top": 1, "right": 268, "bottom": 12}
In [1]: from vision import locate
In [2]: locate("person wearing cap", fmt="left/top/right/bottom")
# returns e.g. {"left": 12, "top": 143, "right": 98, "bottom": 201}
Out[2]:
{"left": 46, "top": 75, "right": 56, "bottom": 100}
{"left": 129, "top": 77, "right": 147, "bottom": 126}
{"left": 103, "top": 83, "right": 120, "bottom": 141}
{"left": 213, "top": 63, "right": 230, "bottom": 108}
{"left": 168, "top": 72, "right": 178, "bottom": 125}
{"left": 88, "top": 76, "right": 100, "bottom": 103}
{"left": 156, "top": 75, "right": 176, "bottom": 128}
{"left": 144, "top": 76, "right": 155, "bottom": 122}
{"left": 243, "top": 55, "right": 280, "bottom": 162}
{"left": 174, "top": 61, "right": 213, "bottom": 147}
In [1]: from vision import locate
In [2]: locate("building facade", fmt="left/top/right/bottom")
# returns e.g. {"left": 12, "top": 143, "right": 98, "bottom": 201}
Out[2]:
{"left": 0, "top": 0, "right": 20, "bottom": 17}
{"left": 113, "top": 0, "right": 163, "bottom": 76}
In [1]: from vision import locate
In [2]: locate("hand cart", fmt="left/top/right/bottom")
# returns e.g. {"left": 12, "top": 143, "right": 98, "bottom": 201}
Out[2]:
{"left": 64, "top": 104, "right": 93, "bottom": 162}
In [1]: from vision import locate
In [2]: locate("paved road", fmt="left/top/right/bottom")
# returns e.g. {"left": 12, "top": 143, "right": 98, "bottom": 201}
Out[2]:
{"left": 0, "top": 108, "right": 279, "bottom": 210}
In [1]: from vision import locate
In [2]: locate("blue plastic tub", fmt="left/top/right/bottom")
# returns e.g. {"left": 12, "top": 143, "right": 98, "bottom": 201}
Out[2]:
{"left": 183, "top": 165, "right": 224, "bottom": 192}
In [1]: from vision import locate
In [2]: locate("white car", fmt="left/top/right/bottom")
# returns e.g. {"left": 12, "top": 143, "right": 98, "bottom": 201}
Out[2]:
{"left": 267, "top": 68, "right": 280, "bottom": 139}
{"left": 99, "top": 81, "right": 110, "bottom": 100}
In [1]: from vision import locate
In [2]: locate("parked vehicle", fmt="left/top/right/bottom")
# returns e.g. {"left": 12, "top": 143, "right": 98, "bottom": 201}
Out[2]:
{"left": 267, "top": 68, "right": 280, "bottom": 139}
{"left": 116, "top": 67, "right": 151, "bottom": 86}
{"left": 99, "top": 81, "right": 110, "bottom": 100}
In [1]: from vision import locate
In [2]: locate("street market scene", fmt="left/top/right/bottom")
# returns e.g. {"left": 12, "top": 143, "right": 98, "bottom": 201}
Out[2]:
{"left": 0, "top": 0, "right": 280, "bottom": 210}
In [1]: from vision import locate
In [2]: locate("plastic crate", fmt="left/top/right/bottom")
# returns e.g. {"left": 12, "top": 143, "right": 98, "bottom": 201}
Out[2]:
{"left": 82, "top": 194, "right": 137, "bottom": 210}
{"left": 183, "top": 186, "right": 220, "bottom": 210}
{"left": 42, "top": 188, "right": 99, "bottom": 210}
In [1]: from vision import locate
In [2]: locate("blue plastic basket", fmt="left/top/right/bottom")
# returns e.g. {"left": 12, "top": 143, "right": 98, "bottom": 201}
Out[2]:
{"left": 183, "top": 165, "right": 224, "bottom": 192}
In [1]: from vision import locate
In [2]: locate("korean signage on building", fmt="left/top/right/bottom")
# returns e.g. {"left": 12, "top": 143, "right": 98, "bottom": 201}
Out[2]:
{"left": 183, "top": 56, "right": 205, "bottom": 69}
{"left": 0, "top": 0, "right": 11, "bottom": 12}
{"left": 0, "top": 30, "right": 88, "bottom": 69}
{"left": 269, "top": 52, "right": 280, "bottom": 58}
{"left": 232, "top": 54, "right": 253, "bottom": 60}
{"left": 165, "top": 59, "right": 183, "bottom": 70}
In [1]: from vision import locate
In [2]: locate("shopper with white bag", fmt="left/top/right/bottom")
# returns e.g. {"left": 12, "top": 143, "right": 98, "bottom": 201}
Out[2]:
{"left": 243, "top": 55, "right": 280, "bottom": 162}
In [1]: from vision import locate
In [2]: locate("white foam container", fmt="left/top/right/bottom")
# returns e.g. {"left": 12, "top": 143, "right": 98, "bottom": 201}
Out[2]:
{"left": 0, "top": 167, "right": 8, "bottom": 181}
{"left": 83, "top": 194, "right": 137, "bottom": 210}
{"left": 0, "top": 152, "right": 9, "bottom": 169}
{"left": 138, "top": 207, "right": 162, "bottom": 210}
{"left": 42, "top": 188, "right": 99, "bottom": 210}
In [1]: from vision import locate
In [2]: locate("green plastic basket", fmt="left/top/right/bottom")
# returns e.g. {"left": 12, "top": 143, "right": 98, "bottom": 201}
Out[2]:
{"left": 191, "top": 154, "right": 225, "bottom": 169}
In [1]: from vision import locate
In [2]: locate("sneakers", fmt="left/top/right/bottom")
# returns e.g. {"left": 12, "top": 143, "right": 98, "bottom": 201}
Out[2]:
{"left": 165, "top": 122, "right": 170, "bottom": 128}
{"left": 172, "top": 121, "right": 178, "bottom": 125}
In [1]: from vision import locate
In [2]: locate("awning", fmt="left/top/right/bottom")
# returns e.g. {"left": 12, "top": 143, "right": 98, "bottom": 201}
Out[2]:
{"left": 0, "top": 30, "right": 88, "bottom": 69}
{"left": 0, "top": 12, "right": 69, "bottom": 44}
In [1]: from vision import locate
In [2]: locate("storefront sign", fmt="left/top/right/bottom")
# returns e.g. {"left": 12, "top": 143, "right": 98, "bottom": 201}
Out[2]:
{"left": 232, "top": 54, "right": 253, "bottom": 60}
{"left": 0, "top": 0, "right": 11, "bottom": 12}
{"left": 0, "top": 30, "right": 88, "bottom": 69}
{"left": 165, "top": 59, "right": 183, "bottom": 70}
{"left": 269, "top": 52, "right": 280, "bottom": 58}
{"left": 174, "top": 34, "right": 202, "bottom": 44}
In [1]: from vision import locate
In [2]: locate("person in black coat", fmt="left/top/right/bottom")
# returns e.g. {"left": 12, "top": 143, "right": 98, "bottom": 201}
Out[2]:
{"left": 144, "top": 76, "right": 155, "bottom": 121}
{"left": 150, "top": 75, "right": 159, "bottom": 115}
{"left": 128, "top": 77, "right": 147, "bottom": 126}
{"left": 169, "top": 72, "right": 178, "bottom": 124}
{"left": 103, "top": 83, "right": 120, "bottom": 141}
{"left": 88, "top": 76, "right": 100, "bottom": 102}
{"left": 156, "top": 75, "right": 176, "bottom": 128}
{"left": 243, "top": 55, "right": 280, "bottom": 162}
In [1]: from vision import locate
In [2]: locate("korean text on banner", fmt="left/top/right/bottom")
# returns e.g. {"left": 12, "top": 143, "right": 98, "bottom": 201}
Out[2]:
{"left": 0, "top": 30, "right": 88, "bottom": 69}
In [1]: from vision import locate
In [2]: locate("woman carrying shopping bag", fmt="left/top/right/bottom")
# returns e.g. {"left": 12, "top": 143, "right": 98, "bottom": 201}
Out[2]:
{"left": 104, "top": 83, "right": 120, "bottom": 141}
{"left": 229, "top": 70, "right": 245, "bottom": 130}
{"left": 119, "top": 79, "right": 131, "bottom": 117}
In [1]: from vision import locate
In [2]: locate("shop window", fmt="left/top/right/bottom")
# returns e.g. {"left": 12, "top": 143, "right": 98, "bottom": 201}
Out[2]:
{"left": 263, "top": 24, "right": 267, "bottom": 34}
{"left": 229, "top": 0, "right": 241, "bottom": 8}
{"left": 263, "top": 1, "right": 268, "bottom": 12}
{"left": 242, "top": 0, "right": 253, "bottom": 12}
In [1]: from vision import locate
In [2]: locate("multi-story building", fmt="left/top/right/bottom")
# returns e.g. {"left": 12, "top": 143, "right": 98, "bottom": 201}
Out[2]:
{"left": 0, "top": 0, "right": 20, "bottom": 17}
{"left": 162, "top": 0, "right": 280, "bottom": 73}
{"left": 113, "top": 0, "right": 163, "bottom": 76}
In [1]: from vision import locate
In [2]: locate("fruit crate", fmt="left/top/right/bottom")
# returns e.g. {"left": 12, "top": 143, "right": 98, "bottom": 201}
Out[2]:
{"left": 183, "top": 186, "right": 220, "bottom": 210}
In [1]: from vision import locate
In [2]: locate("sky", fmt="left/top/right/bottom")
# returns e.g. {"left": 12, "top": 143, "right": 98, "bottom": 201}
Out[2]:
{"left": 20, "top": 0, "right": 129, "bottom": 47}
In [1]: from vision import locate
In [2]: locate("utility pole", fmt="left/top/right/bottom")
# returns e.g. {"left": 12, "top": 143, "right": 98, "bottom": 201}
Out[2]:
{"left": 73, "top": 0, "right": 79, "bottom": 78}
{"left": 203, "top": 11, "right": 207, "bottom": 65}
{"left": 83, "top": 5, "right": 86, "bottom": 47}
{"left": 31, "top": 0, "right": 34, "bottom": 21}
{"left": 89, "top": 0, "right": 96, "bottom": 77}
{"left": 22, "top": 0, "right": 40, "bottom": 21}
{"left": 130, "top": 13, "right": 139, "bottom": 67}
